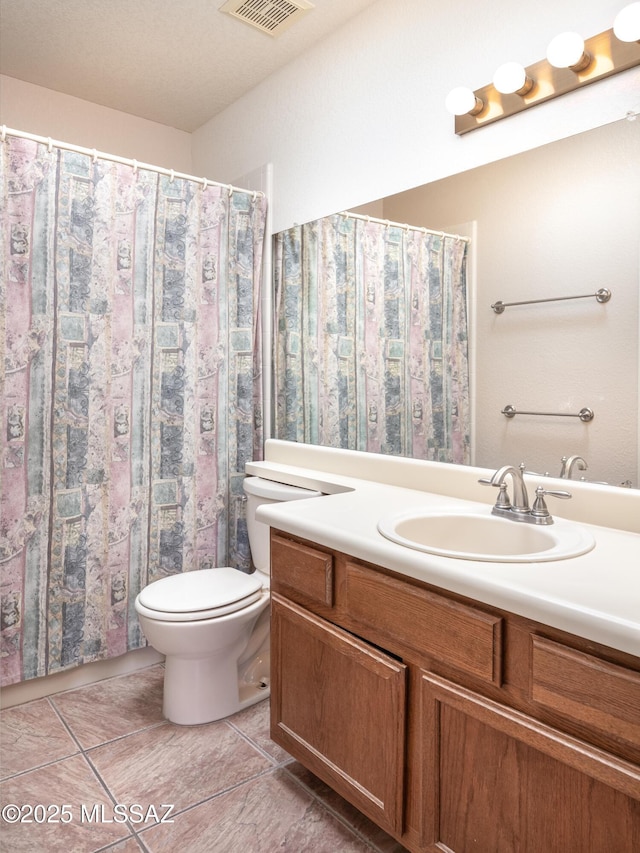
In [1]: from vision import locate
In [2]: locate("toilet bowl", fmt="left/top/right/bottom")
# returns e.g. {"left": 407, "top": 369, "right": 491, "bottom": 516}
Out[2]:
{"left": 134, "top": 476, "right": 320, "bottom": 725}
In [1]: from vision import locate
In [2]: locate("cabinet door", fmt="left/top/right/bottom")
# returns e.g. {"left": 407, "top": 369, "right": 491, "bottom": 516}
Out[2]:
{"left": 420, "top": 672, "right": 640, "bottom": 853}
{"left": 271, "top": 593, "right": 407, "bottom": 836}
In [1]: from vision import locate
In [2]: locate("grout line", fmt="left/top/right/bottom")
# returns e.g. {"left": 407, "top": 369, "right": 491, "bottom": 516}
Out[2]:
{"left": 82, "top": 749, "right": 140, "bottom": 839}
{"left": 280, "top": 764, "right": 397, "bottom": 853}
{"left": 134, "top": 762, "right": 286, "bottom": 835}
{"left": 2, "top": 675, "right": 398, "bottom": 851}
{"left": 0, "top": 750, "right": 82, "bottom": 783}
{"left": 46, "top": 694, "right": 85, "bottom": 751}
{"left": 224, "top": 717, "right": 285, "bottom": 766}
{"left": 80, "top": 719, "right": 169, "bottom": 753}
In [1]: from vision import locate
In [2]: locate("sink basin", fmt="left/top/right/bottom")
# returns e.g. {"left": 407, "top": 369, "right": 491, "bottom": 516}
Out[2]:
{"left": 377, "top": 509, "right": 595, "bottom": 562}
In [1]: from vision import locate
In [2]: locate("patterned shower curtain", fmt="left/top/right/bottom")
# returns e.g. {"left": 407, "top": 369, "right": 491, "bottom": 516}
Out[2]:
{"left": 0, "top": 136, "right": 267, "bottom": 686}
{"left": 274, "top": 214, "right": 470, "bottom": 461}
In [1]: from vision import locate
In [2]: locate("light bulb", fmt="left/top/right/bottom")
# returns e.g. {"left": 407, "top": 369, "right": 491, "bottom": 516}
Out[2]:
{"left": 492, "top": 62, "right": 534, "bottom": 95}
{"left": 546, "top": 32, "right": 592, "bottom": 71}
{"left": 614, "top": 2, "right": 640, "bottom": 42}
{"left": 445, "top": 87, "right": 484, "bottom": 116}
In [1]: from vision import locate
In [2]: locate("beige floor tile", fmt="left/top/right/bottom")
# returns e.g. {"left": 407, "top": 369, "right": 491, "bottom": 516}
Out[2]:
{"left": 0, "top": 754, "right": 129, "bottom": 852}
{"left": 88, "top": 719, "right": 272, "bottom": 813}
{"left": 139, "top": 767, "right": 375, "bottom": 853}
{"left": 100, "top": 837, "right": 146, "bottom": 852}
{"left": 0, "top": 698, "right": 79, "bottom": 779}
{"left": 51, "top": 665, "right": 165, "bottom": 749}
{"left": 286, "top": 761, "right": 409, "bottom": 852}
{"left": 226, "top": 695, "right": 291, "bottom": 763}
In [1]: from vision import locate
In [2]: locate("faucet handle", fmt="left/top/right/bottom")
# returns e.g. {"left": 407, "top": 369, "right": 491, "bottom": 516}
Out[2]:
{"left": 531, "top": 486, "right": 572, "bottom": 522}
{"left": 536, "top": 487, "right": 572, "bottom": 500}
{"left": 493, "top": 482, "right": 511, "bottom": 510}
{"left": 478, "top": 479, "right": 512, "bottom": 512}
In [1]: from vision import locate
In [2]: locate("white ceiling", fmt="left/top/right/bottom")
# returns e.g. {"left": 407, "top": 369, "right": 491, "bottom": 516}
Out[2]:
{"left": 0, "top": 0, "right": 379, "bottom": 132}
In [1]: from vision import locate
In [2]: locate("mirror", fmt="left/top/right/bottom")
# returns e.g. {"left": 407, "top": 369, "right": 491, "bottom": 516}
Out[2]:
{"left": 275, "top": 117, "right": 640, "bottom": 487}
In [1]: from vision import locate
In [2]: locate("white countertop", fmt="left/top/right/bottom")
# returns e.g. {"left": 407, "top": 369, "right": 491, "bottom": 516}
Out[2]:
{"left": 248, "top": 443, "right": 640, "bottom": 658}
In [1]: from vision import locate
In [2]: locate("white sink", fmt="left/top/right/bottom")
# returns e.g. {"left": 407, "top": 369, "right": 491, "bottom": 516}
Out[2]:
{"left": 377, "top": 509, "right": 595, "bottom": 562}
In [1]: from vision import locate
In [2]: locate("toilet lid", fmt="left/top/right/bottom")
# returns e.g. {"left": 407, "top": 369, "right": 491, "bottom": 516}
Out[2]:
{"left": 138, "top": 567, "right": 263, "bottom": 617}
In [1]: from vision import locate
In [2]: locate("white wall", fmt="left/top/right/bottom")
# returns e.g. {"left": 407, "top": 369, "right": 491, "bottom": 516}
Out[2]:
{"left": 191, "top": 0, "right": 640, "bottom": 234}
{"left": 0, "top": 75, "right": 193, "bottom": 173}
{"left": 383, "top": 120, "right": 640, "bottom": 487}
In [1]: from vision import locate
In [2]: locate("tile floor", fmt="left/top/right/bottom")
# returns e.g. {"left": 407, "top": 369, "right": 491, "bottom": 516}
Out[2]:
{"left": 0, "top": 664, "right": 408, "bottom": 852}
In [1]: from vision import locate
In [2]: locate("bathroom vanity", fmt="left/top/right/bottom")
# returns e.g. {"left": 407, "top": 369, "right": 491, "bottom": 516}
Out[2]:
{"left": 248, "top": 441, "right": 640, "bottom": 853}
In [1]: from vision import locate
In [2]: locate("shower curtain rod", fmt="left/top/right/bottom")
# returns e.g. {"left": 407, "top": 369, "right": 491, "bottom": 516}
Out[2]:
{"left": 0, "top": 125, "right": 264, "bottom": 198}
{"left": 339, "top": 209, "right": 470, "bottom": 243}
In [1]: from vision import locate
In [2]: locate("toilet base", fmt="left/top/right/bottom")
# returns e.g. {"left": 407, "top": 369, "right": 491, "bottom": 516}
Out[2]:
{"left": 162, "top": 646, "right": 270, "bottom": 726}
{"left": 135, "top": 574, "right": 271, "bottom": 726}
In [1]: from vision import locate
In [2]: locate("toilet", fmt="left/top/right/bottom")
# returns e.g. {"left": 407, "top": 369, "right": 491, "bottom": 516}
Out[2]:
{"left": 135, "top": 476, "right": 320, "bottom": 725}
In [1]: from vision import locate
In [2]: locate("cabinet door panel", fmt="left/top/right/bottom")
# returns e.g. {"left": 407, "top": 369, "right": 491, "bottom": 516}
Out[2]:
{"left": 271, "top": 593, "right": 407, "bottom": 835}
{"left": 421, "top": 672, "right": 640, "bottom": 853}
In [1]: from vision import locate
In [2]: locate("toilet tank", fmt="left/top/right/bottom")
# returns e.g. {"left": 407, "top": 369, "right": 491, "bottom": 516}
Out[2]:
{"left": 243, "top": 477, "right": 321, "bottom": 573}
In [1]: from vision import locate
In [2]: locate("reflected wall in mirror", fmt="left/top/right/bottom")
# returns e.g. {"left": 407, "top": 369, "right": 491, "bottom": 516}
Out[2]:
{"left": 275, "top": 117, "right": 640, "bottom": 488}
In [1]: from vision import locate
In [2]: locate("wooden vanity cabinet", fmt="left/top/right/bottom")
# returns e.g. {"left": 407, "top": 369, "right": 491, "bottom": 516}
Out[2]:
{"left": 269, "top": 530, "right": 640, "bottom": 853}
{"left": 271, "top": 595, "right": 407, "bottom": 834}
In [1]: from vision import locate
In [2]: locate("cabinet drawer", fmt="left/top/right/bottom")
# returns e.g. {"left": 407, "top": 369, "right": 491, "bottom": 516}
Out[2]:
{"left": 271, "top": 533, "right": 334, "bottom": 607}
{"left": 344, "top": 561, "right": 503, "bottom": 685}
{"left": 531, "top": 635, "right": 640, "bottom": 747}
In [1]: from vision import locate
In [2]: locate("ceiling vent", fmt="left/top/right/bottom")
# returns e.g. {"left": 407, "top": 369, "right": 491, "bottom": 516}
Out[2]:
{"left": 219, "top": 0, "right": 314, "bottom": 37}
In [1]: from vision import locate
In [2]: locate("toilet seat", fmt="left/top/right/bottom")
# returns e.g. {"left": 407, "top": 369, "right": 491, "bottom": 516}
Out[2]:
{"left": 136, "top": 567, "right": 264, "bottom": 623}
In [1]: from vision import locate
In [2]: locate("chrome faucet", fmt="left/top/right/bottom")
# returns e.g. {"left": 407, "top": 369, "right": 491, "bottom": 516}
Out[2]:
{"left": 479, "top": 462, "right": 571, "bottom": 525}
{"left": 559, "top": 455, "right": 588, "bottom": 479}
{"left": 480, "top": 463, "right": 530, "bottom": 516}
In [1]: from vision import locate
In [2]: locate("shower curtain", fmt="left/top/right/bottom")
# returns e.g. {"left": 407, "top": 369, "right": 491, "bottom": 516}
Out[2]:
{"left": 274, "top": 214, "right": 470, "bottom": 461}
{"left": 0, "top": 136, "right": 267, "bottom": 686}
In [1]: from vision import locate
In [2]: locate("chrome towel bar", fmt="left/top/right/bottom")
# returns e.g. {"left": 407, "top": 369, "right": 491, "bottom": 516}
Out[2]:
{"left": 492, "top": 287, "right": 611, "bottom": 314}
{"left": 502, "top": 405, "right": 594, "bottom": 423}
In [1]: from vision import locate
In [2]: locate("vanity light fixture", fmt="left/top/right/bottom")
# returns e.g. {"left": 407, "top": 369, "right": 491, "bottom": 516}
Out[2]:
{"left": 545, "top": 32, "right": 592, "bottom": 71}
{"left": 444, "top": 86, "right": 484, "bottom": 116}
{"left": 614, "top": 2, "right": 640, "bottom": 42}
{"left": 492, "top": 62, "right": 535, "bottom": 95}
{"left": 447, "top": 4, "right": 640, "bottom": 133}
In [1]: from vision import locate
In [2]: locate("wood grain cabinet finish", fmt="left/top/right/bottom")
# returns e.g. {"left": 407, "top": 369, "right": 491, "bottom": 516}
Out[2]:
{"left": 531, "top": 635, "right": 640, "bottom": 748}
{"left": 270, "top": 532, "right": 333, "bottom": 607}
{"left": 343, "top": 560, "right": 503, "bottom": 685}
{"left": 270, "top": 593, "right": 407, "bottom": 835}
{"left": 269, "top": 530, "right": 640, "bottom": 853}
{"left": 421, "top": 672, "right": 640, "bottom": 852}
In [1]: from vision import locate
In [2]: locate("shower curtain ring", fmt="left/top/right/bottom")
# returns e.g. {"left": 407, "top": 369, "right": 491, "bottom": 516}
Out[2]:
{"left": 47, "top": 137, "right": 53, "bottom": 153}
{"left": 169, "top": 170, "right": 175, "bottom": 182}
{"left": 92, "top": 149, "right": 98, "bottom": 163}
{"left": 201, "top": 178, "right": 208, "bottom": 190}
{"left": 132, "top": 159, "right": 138, "bottom": 174}
{"left": 1, "top": 125, "right": 6, "bottom": 143}
{"left": 228, "top": 185, "right": 234, "bottom": 197}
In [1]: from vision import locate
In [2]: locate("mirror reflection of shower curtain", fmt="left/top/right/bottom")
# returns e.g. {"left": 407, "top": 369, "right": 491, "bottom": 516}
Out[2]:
{"left": 273, "top": 214, "right": 470, "bottom": 462}
{"left": 0, "top": 135, "right": 267, "bottom": 685}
